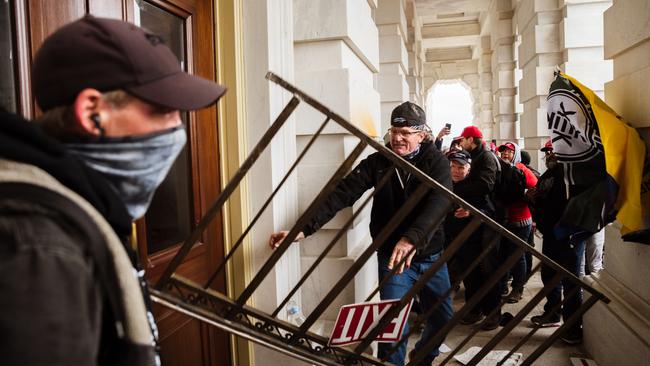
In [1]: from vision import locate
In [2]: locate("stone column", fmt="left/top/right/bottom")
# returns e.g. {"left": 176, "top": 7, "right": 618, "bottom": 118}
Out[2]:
{"left": 405, "top": 0, "right": 425, "bottom": 106}
{"left": 489, "top": 0, "right": 518, "bottom": 144}
{"left": 478, "top": 35, "right": 494, "bottom": 138}
{"left": 377, "top": 0, "right": 410, "bottom": 134}
{"left": 582, "top": 1, "right": 650, "bottom": 365}
{"left": 243, "top": 1, "right": 302, "bottom": 364}
{"left": 517, "top": 0, "right": 562, "bottom": 170}
{"left": 244, "top": 0, "right": 298, "bottom": 320}
{"left": 559, "top": 0, "right": 612, "bottom": 97}
{"left": 293, "top": 0, "right": 381, "bottom": 332}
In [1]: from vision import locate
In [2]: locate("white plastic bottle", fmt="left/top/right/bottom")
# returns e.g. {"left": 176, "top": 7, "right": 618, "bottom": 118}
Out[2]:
{"left": 286, "top": 300, "right": 306, "bottom": 326}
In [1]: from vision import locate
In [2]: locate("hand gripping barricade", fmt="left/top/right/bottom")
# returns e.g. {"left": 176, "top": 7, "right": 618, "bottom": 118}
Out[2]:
{"left": 151, "top": 72, "right": 610, "bottom": 366}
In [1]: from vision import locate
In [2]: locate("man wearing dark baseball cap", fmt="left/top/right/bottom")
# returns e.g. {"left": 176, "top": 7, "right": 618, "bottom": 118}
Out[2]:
{"left": 269, "top": 101, "right": 454, "bottom": 365}
{"left": 0, "top": 15, "right": 225, "bottom": 366}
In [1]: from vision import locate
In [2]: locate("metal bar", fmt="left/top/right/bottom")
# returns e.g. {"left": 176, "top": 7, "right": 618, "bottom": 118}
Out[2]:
{"left": 156, "top": 96, "right": 301, "bottom": 290}
{"left": 151, "top": 290, "right": 345, "bottom": 366}
{"left": 438, "top": 303, "right": 503, "bottom": 366}
{"left": 146, "top": 73, "right": 614, "bottom": 366}
{"left": 158, "top": 275, "right": 391, "bottom": 365}
{"left": 266, "top": 71, "right": 608, "bottom": 300}
{"left": 271, "top": 167, "right": 397, "bottom": 318}
{"left": 375, "top": 220, "right": 488, "bottom": 361}
{"left": 465, "top": 273, "right": 564, "bottom": 366}
{"left": 352, "top": 207, "right": 468, "bottom": 358}
{"left": 496, "top": 285, "right": 581, "bottom": 366}
{"left": 385, "top": 228, "right": 500, "bottom": 362}
{"left": 383, "top": 229, "right": 489, "bottom": 362}
{"left": 235, "top": 140, "right": 368, "bottom": 307}
{"left": 297, "top": 183, "right": 432, "bottom": 334}
{"left": 170, "top": 275, "right": 328, "bottom": 342}
{"left": 237, "top": 141, "right": 366, "bottom": 305}
{"left": 364, "top": 214, "right": 481, "bottom": 303}
{"left": 407, "top": 245, "right": 525, "bottom": 366}
{"left": 350, "top": 205, "right": 453, "bottom": 358}
{"left": 521, "top": 293, "right": 602, "bottom": 366}
{"left": 393, "top": 226, "right": 500, "bottom": 362}
{"left": 203, "top": 116, "right": 331, "bottom": 289}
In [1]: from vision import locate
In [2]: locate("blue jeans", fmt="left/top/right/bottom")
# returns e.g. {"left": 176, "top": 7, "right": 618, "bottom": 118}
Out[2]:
{"left": 377, "top": 251, "right": 453, "bottom": 366}
{"left": 500, "top": 223, "right": 532, "bottom": 291}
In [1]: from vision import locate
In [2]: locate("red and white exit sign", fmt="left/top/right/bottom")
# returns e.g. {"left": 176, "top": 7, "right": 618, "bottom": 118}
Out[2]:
{"left": 328, "top": 299, "right": 413, "bottom": 346}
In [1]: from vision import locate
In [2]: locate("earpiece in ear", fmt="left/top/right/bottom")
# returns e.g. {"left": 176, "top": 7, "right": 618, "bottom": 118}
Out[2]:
{"left": 90, "top": 113, "right": 101, "bottom": 127}
{"left": 90, "top": 113, "right": 105, "bottom": 137}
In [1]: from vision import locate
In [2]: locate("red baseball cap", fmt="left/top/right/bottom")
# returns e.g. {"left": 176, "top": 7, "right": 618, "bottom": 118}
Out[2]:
{"left": 459, "top": 126, "right": 483, "bottom": 139}
{"left": 497, "top": 142, "right": 516, "bottom": 152}
{"left": 32, "top": 15, "right": 226, "bottom": 111}
{"left": 540, "top": 139, "right": 553, "bottom": 152}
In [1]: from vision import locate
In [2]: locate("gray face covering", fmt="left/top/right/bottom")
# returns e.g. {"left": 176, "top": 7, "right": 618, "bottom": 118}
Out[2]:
{"left": 66, "top": 126, "right": 187, "bottom": 220}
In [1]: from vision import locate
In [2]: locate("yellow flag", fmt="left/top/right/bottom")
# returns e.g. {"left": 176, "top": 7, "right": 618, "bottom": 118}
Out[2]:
{"left": 561, "top": 73, "right": 648, "bottom": 237}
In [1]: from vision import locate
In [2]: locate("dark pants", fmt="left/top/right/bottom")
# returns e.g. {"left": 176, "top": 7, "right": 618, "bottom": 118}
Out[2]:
{"left": 525, "top": 226, "right": 535, "bottom": 280}
{"left": 377, "top": 251, "right": 453, "bottom": 366}
{"left": 499, "top": 223, "right": 532, "bottom": 292}
{"left": 541, "top": 235, "right": 585, "bottom": 329}
{"left": 457, "top": 227, "right": 501, "bottom": 316}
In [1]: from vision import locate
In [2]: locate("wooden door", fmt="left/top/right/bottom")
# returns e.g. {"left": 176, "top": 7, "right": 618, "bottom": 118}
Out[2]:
{"left": 8, "top": 1, "right": 230, "bottom": 365}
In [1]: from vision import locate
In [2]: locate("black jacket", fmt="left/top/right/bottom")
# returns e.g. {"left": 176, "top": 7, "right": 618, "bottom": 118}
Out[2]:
{"left": 453, "top": 143, "right": 497, "bottom": 215}
{"left": 530, "top": 164, "right": 567, "bottom": 238}
{"left": 302, "top": 141, "right": 452, "bottom": 259}
{"left": 0, "top": 110, "right": 156, "bottom": 366}
{"left": 444, "top": 177, "right": 494, "bottom": 247}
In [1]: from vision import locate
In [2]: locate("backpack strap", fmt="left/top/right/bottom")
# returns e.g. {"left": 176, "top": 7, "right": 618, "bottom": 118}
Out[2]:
{"left": 0, "top": 182, "right": 125, "bottom": 335}
{"left": 0, "top": 159, "right": 154, "bottom": 347}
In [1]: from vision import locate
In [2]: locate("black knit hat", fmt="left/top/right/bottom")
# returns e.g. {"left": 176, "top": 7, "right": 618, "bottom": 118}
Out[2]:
{"left": 32, "top": 15, "right": 226, "bottom": 111}
{"left": 390, "top": 102, "right": 426, "bottom": 127}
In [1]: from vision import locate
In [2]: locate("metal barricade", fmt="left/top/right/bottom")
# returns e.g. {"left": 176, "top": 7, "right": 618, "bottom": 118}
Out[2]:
{"left": 151, "top": 72, "right": 610, "bottom": 366}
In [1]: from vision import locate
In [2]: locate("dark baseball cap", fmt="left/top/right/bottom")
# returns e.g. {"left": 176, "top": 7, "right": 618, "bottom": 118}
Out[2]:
{"left": 391, "top": 102, "right": 426, "bottom": 127}
{"left": 32, "top": 15, "right": 226, "bottom": 112}
{"left": 447, "top": 150, "right": 471, "bottom": 165}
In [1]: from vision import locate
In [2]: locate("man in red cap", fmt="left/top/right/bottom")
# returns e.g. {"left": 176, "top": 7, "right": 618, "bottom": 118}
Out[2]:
{"left": 453, "top": 125, "right": 503, "bottom": 329}
{"left": 0, "top": 16, "right": 226, "bottom": 365}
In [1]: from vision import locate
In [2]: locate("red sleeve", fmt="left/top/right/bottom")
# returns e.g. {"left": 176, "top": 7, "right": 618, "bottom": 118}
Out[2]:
{"left": 517, "top": 162, "right": 538, "bottom": 188}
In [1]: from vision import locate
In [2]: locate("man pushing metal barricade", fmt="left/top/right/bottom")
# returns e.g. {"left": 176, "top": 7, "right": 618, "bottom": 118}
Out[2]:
{"left": 151, "top": 72, "right": 610, "bottom": 366}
